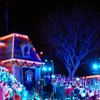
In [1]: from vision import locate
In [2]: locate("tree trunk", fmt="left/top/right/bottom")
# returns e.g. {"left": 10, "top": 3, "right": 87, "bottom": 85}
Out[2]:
{"left": 72, "top": 60, "right": 80, "bottom": 78}
{"left": 68, "top": 60, "right": 80, "bottom": 79}
{"left": 69, "top": 71, "right": 72, "bottom": 79}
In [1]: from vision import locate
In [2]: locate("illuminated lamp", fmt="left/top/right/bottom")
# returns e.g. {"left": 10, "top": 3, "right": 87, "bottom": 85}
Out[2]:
{"left": 76, "top": 78, "right": 80, "bottom": 81}
{"left": 51, "top": 60, "right": 53, "bottom": 62}
{"left": 48, "top": 67, "right": 51, "bottom": 71}
{"left": 51, "top": 74, "right": 55, "bottom": 79}
{"left": 45, "top": 59, "right": 47, "bottom": 62}
{"left": 43, "top": 67, "right": 47, "bottom": 71}
{"left": 40, "top": 51, "right": 43, "bottom": 55}
{"left": 94, "top": 65, "right": 97, "bottom": 68}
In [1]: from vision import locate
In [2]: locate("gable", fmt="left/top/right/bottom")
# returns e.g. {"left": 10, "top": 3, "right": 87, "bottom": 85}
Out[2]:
{"left": 14, "top": 33, "right": 41, "bottom": 62}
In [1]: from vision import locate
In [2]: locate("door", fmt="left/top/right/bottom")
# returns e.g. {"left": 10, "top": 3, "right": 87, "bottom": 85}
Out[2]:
{"left": 23, "top": 68, "right": 35, "bottom": 91}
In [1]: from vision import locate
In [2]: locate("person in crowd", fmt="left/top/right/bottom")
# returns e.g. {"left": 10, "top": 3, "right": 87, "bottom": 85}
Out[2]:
{"left": 0, "top": 80, "right": 4, "bottom": 88}
{"left": 0, "top": 80, "right": 4, "bottom": 100}
{"left": 3, "top": 82, "right": 10, "bottom": 100}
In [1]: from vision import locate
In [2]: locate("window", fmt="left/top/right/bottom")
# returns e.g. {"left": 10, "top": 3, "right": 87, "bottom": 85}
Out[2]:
{"left": 24, "top": 47, "right": 29, "bottom": 56}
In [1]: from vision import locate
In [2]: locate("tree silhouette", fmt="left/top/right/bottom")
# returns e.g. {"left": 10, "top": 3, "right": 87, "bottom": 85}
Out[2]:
{"left": 40, "top": 5, "right": 100, "bottom": 78}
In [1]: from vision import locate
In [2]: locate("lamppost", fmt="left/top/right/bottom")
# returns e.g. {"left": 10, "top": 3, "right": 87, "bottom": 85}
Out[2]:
{"left": 51, "top": 60, "right": 54, "bottom": 75}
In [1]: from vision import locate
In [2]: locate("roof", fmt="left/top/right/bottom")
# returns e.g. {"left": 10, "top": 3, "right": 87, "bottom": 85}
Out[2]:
{"left": 0, "top": 33, "right": 43, "bottom": 64}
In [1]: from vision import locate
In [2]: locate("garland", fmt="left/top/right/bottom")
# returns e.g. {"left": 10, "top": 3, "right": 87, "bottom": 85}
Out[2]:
{"left": 12, "top": 60, "right": 43, "bottom": 68}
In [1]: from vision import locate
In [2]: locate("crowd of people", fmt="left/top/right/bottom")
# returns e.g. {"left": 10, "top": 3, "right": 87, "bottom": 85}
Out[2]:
{"left": 1, "top": 67, "right": 100, "bottom": 100}
{"left": 53, "top": 74, "right": 100, "bottom": 99}
{"left": 37, "top": 74, "right": 100, "bottom": 100}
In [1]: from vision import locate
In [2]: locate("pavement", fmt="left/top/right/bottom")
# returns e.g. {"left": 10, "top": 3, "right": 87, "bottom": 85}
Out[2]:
{"left": 28, "top": 91, "right": 53, "bottom": 99}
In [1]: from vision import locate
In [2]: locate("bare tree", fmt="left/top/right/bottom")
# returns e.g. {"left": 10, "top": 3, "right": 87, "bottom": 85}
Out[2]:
{"left": 40, "top": 6, "right": 100, "bottom": 78}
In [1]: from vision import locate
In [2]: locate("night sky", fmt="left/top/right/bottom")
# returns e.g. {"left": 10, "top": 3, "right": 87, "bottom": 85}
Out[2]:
{"left": 0, "top": 0, "right": 100, "bottom": 77}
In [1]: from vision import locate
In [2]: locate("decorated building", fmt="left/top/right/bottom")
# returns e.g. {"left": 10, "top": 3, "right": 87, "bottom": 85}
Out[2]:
{"left": 0, "top": 33, "right": 44, "bottom": 90}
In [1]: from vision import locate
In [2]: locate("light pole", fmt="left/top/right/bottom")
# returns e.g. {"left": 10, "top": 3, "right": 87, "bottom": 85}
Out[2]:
{"left": 51, "top": 60, "right": 54, "bottom": 75}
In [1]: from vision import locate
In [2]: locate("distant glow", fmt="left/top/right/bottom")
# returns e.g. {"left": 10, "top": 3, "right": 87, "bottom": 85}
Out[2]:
{"left": 94, "top": 65, "right": 97, "bottom": 68}
{"left": 51, "top": 74, "right": 55, "bottom": 79}
{"left": 84, "top": 75, "right": 100, "bottom": 78}
{"left": 40, "top": 51, "right": 43, "bottom": 55}
{"left": 51, "top": 60, "right": 53, "bottom": 62}
{"left": 99, "top": 65, "right": 100, "bottom": 68}
{"left": 43, "top": 67, "right": 47, "bottom": 71}
{"left": 45, "top": 59, "right": 47, "bottom": 62}
{"left": 48, "top": 67, "right": 51, "bottom": 71}
{"left": 76, "top": 78, "right": 80, "bottom": 81}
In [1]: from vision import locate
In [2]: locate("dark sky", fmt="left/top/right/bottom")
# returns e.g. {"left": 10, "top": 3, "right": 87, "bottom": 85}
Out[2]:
{"left": 0, "top": 0, "right": 99, "bottom": 51}
{"left": 0, "top": 0, "right": 100, "bottom": 76}
{"left": 0, "top": 0, "right": 67, "bottom": 52}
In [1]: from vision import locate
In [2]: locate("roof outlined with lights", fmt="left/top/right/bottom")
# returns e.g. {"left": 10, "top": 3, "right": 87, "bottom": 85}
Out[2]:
{"left": 0, "top": 33, "right": 42, "bottom": 64}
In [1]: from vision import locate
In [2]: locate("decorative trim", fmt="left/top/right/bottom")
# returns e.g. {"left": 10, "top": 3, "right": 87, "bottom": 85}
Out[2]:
{"left": 12, "top": 60, "right": 43, "bottom": 68}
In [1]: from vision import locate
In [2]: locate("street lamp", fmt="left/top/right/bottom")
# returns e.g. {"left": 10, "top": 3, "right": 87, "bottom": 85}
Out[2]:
{"left": 48, "top": 67, "right": 51, "bottom": 71}
{"left": 43, "top": 67, "right": 47, "bottom": 71}
{"left": 94, "top": 65, "right": 97, "bottom": 69}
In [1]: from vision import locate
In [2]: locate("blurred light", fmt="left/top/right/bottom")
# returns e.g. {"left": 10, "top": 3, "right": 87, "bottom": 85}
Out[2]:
{"left": 99, "top": 65, "right": 100, "bottom": 68}
{"left": 43, "top": 67, "right": 47, "bottom": 71}
{"left": 94, "top": 65, "right": 97, "bottom": 68}
{"left": 48, "top": 67, "right": 51, "bottom": 71}
{"left": 40, "top": 51, "right": 43, "bottom": 55}
{"left": 22, "top": 90, "right": 28, "bottom": 99}
{"left": 45, "top": 59, "right": 47, "bottom": 62}
{"left": 33, "top": 47, "right": 36, "bottom": 51}
{"left": 76, "top": 78, "right": 80, "bottom": 81}
{"left": 81, "top": 93, "right": 86, "bottom": 97}
{"left": 0, "top": 42, "right": 6, "bottom": 46}
{"left": 51, "top": 74, "right": 55, "bottom": 79}
{"left": 51, "top": 60, "right": 53, "bottom": 62}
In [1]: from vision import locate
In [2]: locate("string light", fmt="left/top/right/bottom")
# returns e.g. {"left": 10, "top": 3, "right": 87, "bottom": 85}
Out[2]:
{"left": 2, "top": 59, "right": 44, "bottom": 64}
{"left": 0, "top": 42, "right": 6, "bottom": 46}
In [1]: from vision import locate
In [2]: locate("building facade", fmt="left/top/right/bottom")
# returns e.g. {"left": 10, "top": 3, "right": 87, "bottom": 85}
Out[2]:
{"left": 0, "top": 33, "right": 44, "bottom": 90}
